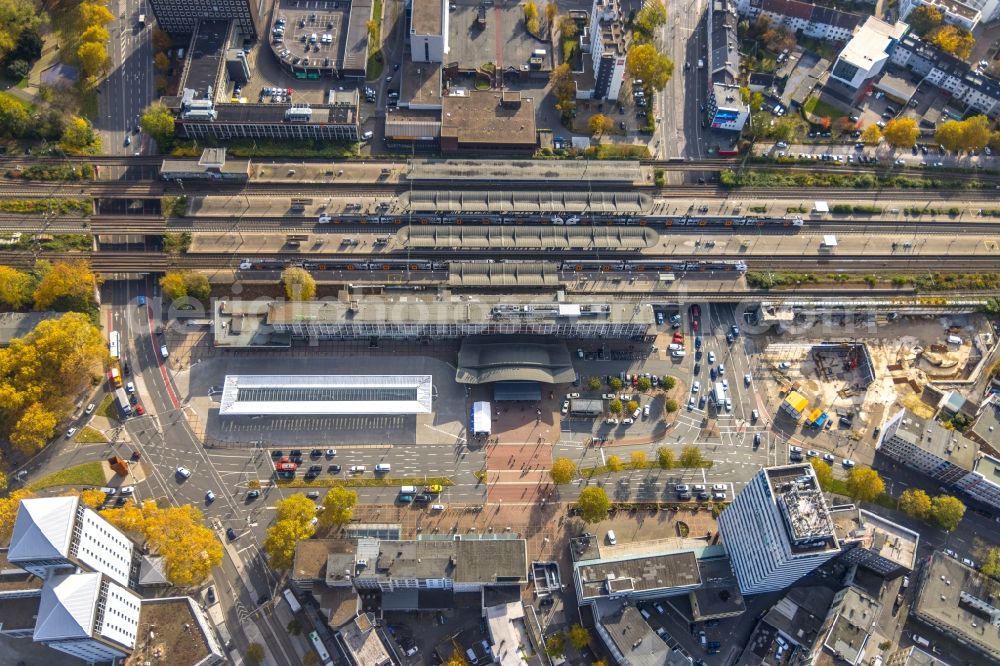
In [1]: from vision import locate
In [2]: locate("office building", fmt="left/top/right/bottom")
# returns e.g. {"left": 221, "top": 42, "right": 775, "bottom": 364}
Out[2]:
{"left": 816, "top": 587, "right": 881, "bottom": 665}
{"left": 831, "top": 508, "right": 919, "bottom": 578}
{"left": 876, "top": 409, "right": 977, "bottom": 485}
{"left": 410, "top": 0, "right": 448, "bottom": 62}
{"left": 7, "top": 496, "right": 135, "bottom": 588}
{"left": 589, "top": 0, "right": 627, "bottom": 100}
{"left": 718, "top": 464, "right": 842, "bottom": 594}
{"left": 829, "top": 17, "right": 908, "bottom": 90}
{"left": 148, "top": 0, "right": 260, "bottom": 38}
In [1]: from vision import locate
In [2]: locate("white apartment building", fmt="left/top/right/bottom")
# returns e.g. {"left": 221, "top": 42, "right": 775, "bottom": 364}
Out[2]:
{"left": 32, "top": 571, "right": 140, "bottom": 663}
{"left": 588, "top": 0, "right": 627, "bottom": 100}
{"left": 890, "top": 35, "right": 1000, "bottom": 118}
{"left": 410, "top": 0, "right": 448, "bottom": 62}
{"left": 718, "top": 464, "right": 842, "bottom": 594}
{"left": 738, "top": 0, "right": 862, "bottom": 43}
{"left": 830, "top": 17, "right": 909, "bottom": 89}
{"left": 7, "top": 496, "right": 135, "bottom": 588}
{"left": 876, "top": 409, "right": 977, "bottom": 484}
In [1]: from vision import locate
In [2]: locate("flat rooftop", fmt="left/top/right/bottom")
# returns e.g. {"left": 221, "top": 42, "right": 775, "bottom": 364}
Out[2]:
{"left": 270, "top": 2, "right": 349, "bottom": 70}
{"left": 406, "top": 159, "right": 642, "bottom": 184}
{"left": 403, "top": 225, "right": 658, "bottom": 249}
{"left": 912, "top": 552, "right": 1000, "bottom": 659}
{"left": 441, "top": 92, "right": 537, "bottom": 148}
{"left": 688, "top": 557, "right": 746, "bottom": 619}
{"left": 598, "top": 604, "right": 670, "bottom": 666}
{"left": 183, "top": 20, "right": 230, "bottom": 99}
{"left": 890, "top": 411, "right": 977, "bottom": 470}
{"left": 218, "top": 374, "right": 433, "bottom": 415}
{"left": 124, "top": 597, "right": 220, "bottom": 666}
{"left": 401, "top": 61, "right": 442, "bottom": 108}
{"left": 766, "top": 465, "right": 839, "bottom": 554}
{"left": 401, "top": 189, "right": 652, "bottom": 214}
{"left": 339, "top": 613, "right": 392, "bottom": 666}
{"left": 838, "top": 17, "right": 907, "bottom": 71}
{"left": 832, "top": 508, "right": 918, "bottom": 570}
{"left": 411, "top": 0, "right": 443, "bottom": 35}
{"left": 366, "top": 538, "right": 527, "bottom": 584}
{"left": 576, "top": 549, "right": 701, "bottom": 600}
{"left": 211, "top": 101, "right": 356, "bottom": 126}
{"left": 822, "top": 587, "right": 879, "bottom": 664}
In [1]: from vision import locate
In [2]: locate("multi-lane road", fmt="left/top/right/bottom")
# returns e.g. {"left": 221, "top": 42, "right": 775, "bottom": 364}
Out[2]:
{"left": 99, "top": 0, "right": 154, "bottom": 158}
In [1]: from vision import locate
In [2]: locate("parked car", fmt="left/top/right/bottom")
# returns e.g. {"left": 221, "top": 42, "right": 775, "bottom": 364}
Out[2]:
{"left": 176, "top": 466, "right": 192, "bottom": 478}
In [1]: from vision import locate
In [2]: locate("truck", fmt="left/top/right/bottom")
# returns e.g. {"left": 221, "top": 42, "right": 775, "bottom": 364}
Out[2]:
{"left": 713, "top": 382, "right": 726, "bottom": 406}
{"left": 138, "top": 14, "right": 145, "bottom": 27}
{"left": 115, "top": 388, "right": 132, "bottom": 417}
{"left": 108, "top": 366, "right": 122, "bottom": 388}
{"left": 283, "top": 588, "right": 301, "bottom": 613}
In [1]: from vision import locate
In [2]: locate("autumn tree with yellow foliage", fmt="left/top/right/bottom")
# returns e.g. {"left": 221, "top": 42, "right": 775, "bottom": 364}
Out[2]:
{"left": 882, "top": 118, "right": 919, "bottom": 149}
{"left": 101, "top": 500, "right": 222, "bottom": 586}
{"left": 32, "top": 260, "right": 99, "bottom": 312}
{"left": 0, "top": 312, "right": 107, "bottom": 458}
{"left": 263, "top": 494, "right": 317, "bottom": 570}
{"left": 0, "top": 265, "right": 34, "bottom": 309}
{"left": 927, "top": 24, "right": 975, "bottom": 60}
{"left": 0, "top": 489, "right": 34, "bottom": 543}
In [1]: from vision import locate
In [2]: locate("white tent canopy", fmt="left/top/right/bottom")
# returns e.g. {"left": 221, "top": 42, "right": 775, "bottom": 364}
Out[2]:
{"left": 822, "top": 234, "right": 838, "bottom": 247}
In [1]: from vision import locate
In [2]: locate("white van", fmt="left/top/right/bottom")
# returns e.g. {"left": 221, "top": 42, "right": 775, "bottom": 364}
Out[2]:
{"left": 375, "top": 463, "right": 391, "bottom": 473}
{"left": 399, "top": 485, "right": 417, "bottom": 494}
{"left": 947, "top": 335, "right": 962, "bottom": 345}
{"left": 607, "top": 530, "right": 617, "bottom": 545}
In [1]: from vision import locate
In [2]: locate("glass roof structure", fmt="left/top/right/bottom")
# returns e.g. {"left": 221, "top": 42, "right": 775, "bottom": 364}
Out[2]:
{"left": 219, "top": 375, "right": 433, "bottom": 415}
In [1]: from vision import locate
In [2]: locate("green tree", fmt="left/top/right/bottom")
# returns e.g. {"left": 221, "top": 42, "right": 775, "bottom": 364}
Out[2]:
{"left": 317, "top": 487, "right": 358, "bottom": 527}
{"left": 245, "top": 643, "right": 265, "bottom": 664}
{"left": 633, "top": 0, "right": 666, "bottom": 39}
{"left": 606, "top": 455, "right": 623, "bottom": 472}
{"left": 637, "top": 376, "right": 652, "bottom": 391}
{"left": 846, "top": 466, "right": 884, "bottom": 502}
{"left": 981, "top": 547, "right": 1000, "bottom": 579}
{"left": 656, "top": 446, "right": 675, "bottom": 469}
{"left": 809, "top": 457, "right": 833, "bottom": 487}
{"left": 898, "top": 488, "right": 932, "bottom": 519}
{"left": 860, "top": 124, "right": 882, "bottom": 146}
{"left": 679, "top": 445, "right": 706, "bottom": 467}
{"left": 664, "top": 399, "right": 678, "bottom": 413}
{"left": 661, "top": 376, "right": 676, "bottom": 390}
{"left": 609, "top": 398, "right": 623, "bottom": 414}
{"left": 558, "top": 15, "right": 578, "bottom": 39}
{"left": 550, "top": 457, "right": 577, "bottom": 484}
{"left": 576, "top": 486, "right": 611, "bottom": 523}
{"left": 59, "top": 116, "right": 101, "bottom": 154}
{"left": 907, "top": 4, "right": 943, "bottom": 35}
{"left": 928, "top": 24, "right": 975, "bottom": 59}
{"left": 930, "top": 494, "right": 965, "bottom": 531}
{"left": 567, "top": 624, "right": 591, "bottom": 650}
{"left": 610, "top": 377, "right": 623, "bottom": 390}
{"left": 140, "top": 102, "right": 175, "bottom": 147}
{"left": 588, "top": 376, "right": 602, "bottom": 391}
{"left": 626, "top": 43, "right": 673, "bottom": 91}
{"left": 281, "top": 266, "right": 316, "bottom": 301}
{"left": 545, "top": 632, "right": 566, "bottom": 658}
{"left": 882, "top": 118, "right": 919, "bottom": 149}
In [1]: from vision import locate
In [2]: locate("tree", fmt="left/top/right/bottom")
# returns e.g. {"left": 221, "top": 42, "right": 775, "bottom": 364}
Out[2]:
{"left": 10, "top": 402, "right": 58, "bottom": 454}
{"left": 154, "top": 52, "right": 170, "bottom": 72}
{"left": 657, "top": 446, "right": 675, "bottom": 469}
{"left": 80, "top": 25, "right": 109, "bottom": 44}
{"left": 664, "top": 399, "right": 678, "bottom": 413}
{"left": 609, "top": 398, "right": 623, "bottom": 414}
{"left": 282, "top": 267, "right": 316, "bottom": 301}
{"left": 32, "top": 260, "right": 98, "bottom": 312}
{"left": 898, "top": 488, "right": 932, "bottom": 519}
{"left": 545, "top": 632, "right": 566, "bottom": 658}
{"left": 679, "top": 446, "right": 706, "bottom": 467}
{"left": 0, "top": 489, "right": 34, "bottom": 543}
{"left": 77, "top": 2, "right": 115, "bottom": 31}
{"left": 588, "top": 112, "right": 613, "bottom": 136}
{"left": 0, "top": 92, "right": 30, "bottom": 137}
{"left": 928, "top": 25, "right": 974, "bottom": 60}
{"left": 549, "top": 63, "right": 576, "bottom": 118}
{"left": 908, "top": 4, "right": 943, "bottom": 35}
{"left": 936, "top": 115, "right": 991, "bottom": 153}
{"left": 819, "top": 116, "right": 832, "bottom": 130}
{"left": 930, "top": 494, "right": 965, "bottom": 531}
{"left": 981, "top": 547, "right": 1000, "bottom": 579}
{"left": 159, "top": 270, "right": 210, "bottom": 303}
{"left": 588, "top": 376, "right": 601, "bottom": 391}
{"left": 936, "top": 119, "right": 965, "bottom": 153}
{"left": 523, "top": 0, "right": 540, "bottom": 34}
{"left": 544, "top": 2, "right": 557, "bottom": 28}
{"left": 661, "top": 376, "right": 676, "bottom": 390}
{"left": 550, "top": 457, "right": 577, "bottom": 484}
{"left": 627, "top": 400, "right": 639, "bottom": 413}
{"left": 78, "top": 41, "right": 110, "bottom": 78}
{"left": 245, "top": 642, "right": 265, "bottom": 664}
{"left": 809, "top": 458, "right": 833, "bottom": 487}
{"left": 567, "top": 624, "right": 591, "bottom": 650}
{"left": 626, "top": 43, "right": 673, "bottom": 92}
{"left": 630, "top": 451, "right": 647, "bottom": 467}
{"left": 882, "top": 118, "right": 919, "bottom": 149}
{"left": 846, "top": 466, "right": 884, "bottom": 503}
{"left": 860, "top": 124, "right": 882, "bottom": 146}
{"left": 264, "top": 512, "right": 316, "bottom": 570}
{"left": 762, "top": 26, "right": 795, "bottom": 53}
{"left": 558, "top": 15, "right": 578, "bottom": 39}
{"left": 610, "top": 377, "right": 623, "bottom": 390}
{"left": 59, "top": 116, "right": 101, "bottom": 154}
{"left": 275, "top": 493, "right": 318, "bottom": 524}
{"left": 576, "top": 486, "right": 611, "bottom": 523}
{"left": 749, "top": 91, "right": 765, "bottom": 112}
{"left": 606, "top": 455, "right": 623, "bottom": 472}
{"left": 316, "top": 487, "right": 357, "bottom": 527}
{"left": 637, "top": 377, "right": 652, "bottom": 391}
{"left": 444, "top": 643, "right": 471, "bottom": 666}
{"left": 633, "top": 0, "right": 666, "bottom": 39}
{"left": 78, "top": 488, "right": 107, "bottom": 509}
{"left": 152, "top": 28, "right": 172, "bottom": 51}
{"left": 0, "top": 265, "right": 34, "bottom": 308}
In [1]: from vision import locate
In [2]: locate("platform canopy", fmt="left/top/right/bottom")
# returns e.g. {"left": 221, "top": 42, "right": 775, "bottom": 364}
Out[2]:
{"left": 218, "top": 374, "right": 433, "bottom": 416}
{"left": 456, "top": 337, "right": 575, "bottom": 385}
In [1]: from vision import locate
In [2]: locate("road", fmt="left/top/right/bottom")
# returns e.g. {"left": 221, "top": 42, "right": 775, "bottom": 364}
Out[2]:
{"left": 658, "top": 0, "right": 707, "bottom": 160}
{"left": 99, "top": 0, "right": 154, "bottom": 160}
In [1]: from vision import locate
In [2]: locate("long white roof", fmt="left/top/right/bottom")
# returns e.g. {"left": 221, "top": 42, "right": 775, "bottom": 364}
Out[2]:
{"left": 8, "top": 496, "right": 79, "bottom": 563}
{"left": 33, "top": 572, "right": 99, "bottom": 642}
{"left": 219, "top": 374, "right": 434, "bottom": 415}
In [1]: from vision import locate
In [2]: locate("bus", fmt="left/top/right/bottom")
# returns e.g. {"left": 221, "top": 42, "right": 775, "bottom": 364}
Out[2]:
{"left": 282, "top": 588, "right": 301, "bottom": 613}
{"left": 109, "top": 331, "right": 120, "bottom": 360}
{"left": 308, "top": 631, "right": 333, "bottom": 666}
